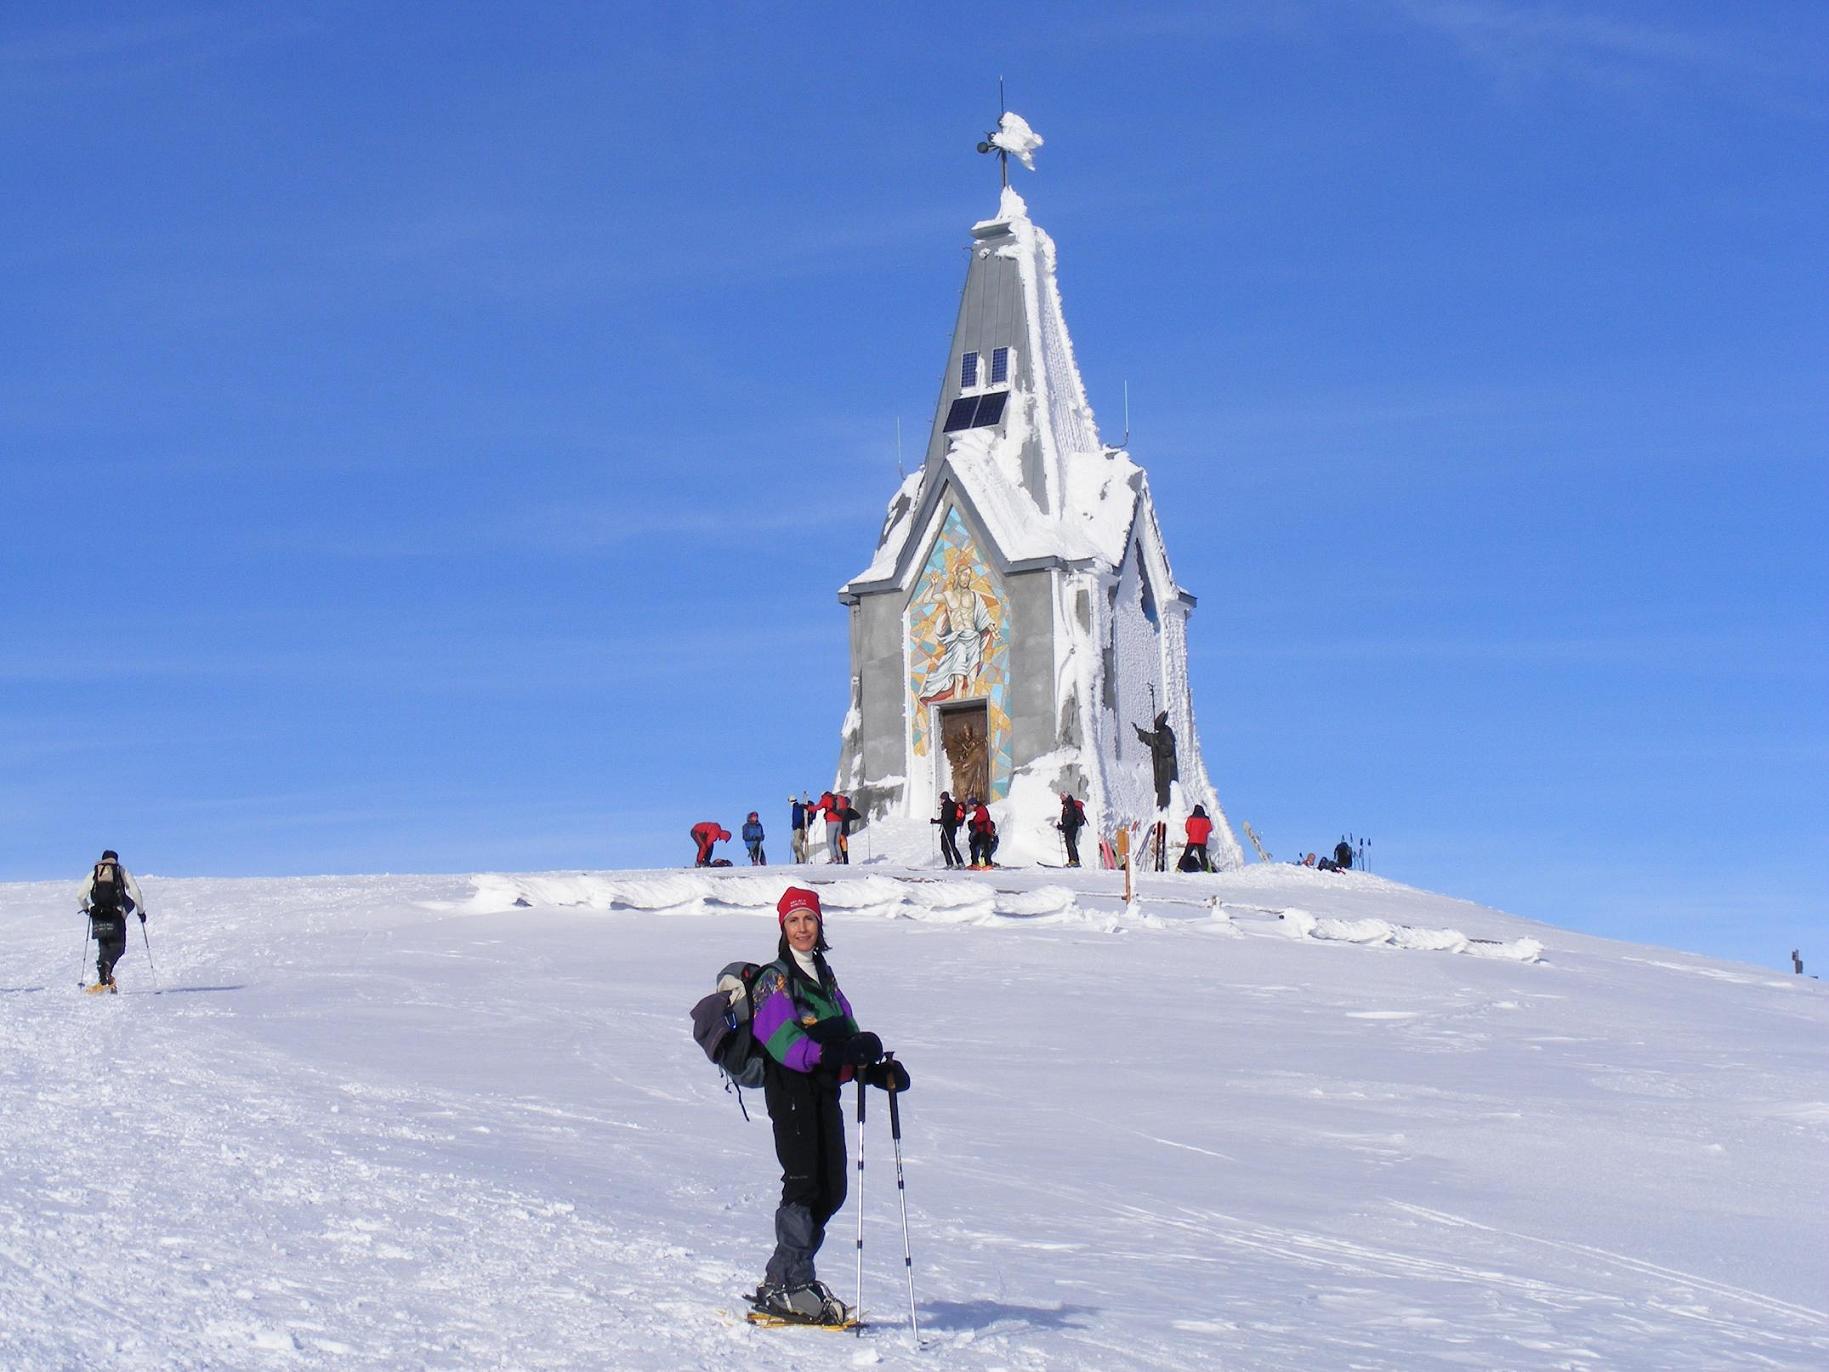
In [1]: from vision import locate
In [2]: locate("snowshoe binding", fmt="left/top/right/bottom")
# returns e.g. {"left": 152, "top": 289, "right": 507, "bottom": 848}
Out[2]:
{"left": 746, "top": 1281, "right": 858, "bottom": 1329}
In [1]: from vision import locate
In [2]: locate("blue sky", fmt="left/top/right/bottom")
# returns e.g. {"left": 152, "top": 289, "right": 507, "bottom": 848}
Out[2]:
{"left": 3, "top": 2, "right": 1823, "bottom": 969}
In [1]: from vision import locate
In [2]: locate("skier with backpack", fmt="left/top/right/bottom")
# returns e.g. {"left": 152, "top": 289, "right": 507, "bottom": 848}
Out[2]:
{"left": 815, "top": 792, "right": 850, "bottom": 864}
{"left": 966, "top": 798, "right": 997, "bottom": 869}
{"left": 748, "top": 886, "right": 908, "bottom": 1324}
{"left": 742, "top": 812, "right": 767, "bottom": 866}
{"left": 1178, "top": 805, "right": 1215, "bottom": 873}
{"left": 78, "top": 850, "right": 144, "bottom": 993}
{"left": 789, "top": 794, "right": 811, "bottom": 864}
{"left": 931, "top": 792, "right": 963, "bottom": 869}
{"left": 1057, "top": 793, "right": 1087, "bottom": 867}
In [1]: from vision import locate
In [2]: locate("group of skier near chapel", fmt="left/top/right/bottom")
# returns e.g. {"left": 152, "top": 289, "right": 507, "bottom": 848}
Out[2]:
{"left": 683, "top": 710, "right": 1243, "bottom": 875}
{"left": 696, "top": 792, "right": 1232, "bottom": 873}
{"left": 691, "top": 792, "right": 863, "bottom": 868}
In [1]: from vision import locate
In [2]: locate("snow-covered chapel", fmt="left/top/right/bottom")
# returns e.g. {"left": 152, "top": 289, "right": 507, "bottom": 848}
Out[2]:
{"left": 835, "top": 118, "right": 1243, "bottom": 869}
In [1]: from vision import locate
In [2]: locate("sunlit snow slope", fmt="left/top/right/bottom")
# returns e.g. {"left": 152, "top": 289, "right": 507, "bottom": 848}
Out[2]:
{"left": 3, "top": 864, "right": 1825, "bottom": 1370}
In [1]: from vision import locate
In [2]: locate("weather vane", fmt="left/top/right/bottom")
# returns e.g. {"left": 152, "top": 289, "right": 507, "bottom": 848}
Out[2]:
{"left": 975, "top": 78, "right": 1042, "bottom": 189}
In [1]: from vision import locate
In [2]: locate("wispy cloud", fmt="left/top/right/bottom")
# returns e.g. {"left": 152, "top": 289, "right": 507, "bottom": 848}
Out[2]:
{"left": 0, "top": 621, "right": 839, "bottom": 693}
{"left": 1196, "top": 627, "right": 1824, "bottom": 675}
{"left": 0, "top": 10, "right": 310, "bottom": 90}
{"left": 246, "top": 492, "right": 885, "bottom": 561}
{"left": 1388, "top": 0, "right": 1826, "bottom": 115}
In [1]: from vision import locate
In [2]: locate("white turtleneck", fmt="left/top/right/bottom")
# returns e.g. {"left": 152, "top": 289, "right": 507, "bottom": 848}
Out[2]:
{"left": 790, "top": 946, "right": 820, "bottom": 982}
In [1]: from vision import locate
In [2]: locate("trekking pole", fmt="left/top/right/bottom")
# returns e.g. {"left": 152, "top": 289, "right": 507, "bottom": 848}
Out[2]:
{"left": 885, "top": 1056, "right": 919, "bottom": 1343}
{"left": 853, "top": 1078, "right": 867, "bottom": 1334}
{"left": 78, "top": 919, "right": 91, "bottom": 990}
{"left": 140, "top": 916, "right": 160, "bottom": 992}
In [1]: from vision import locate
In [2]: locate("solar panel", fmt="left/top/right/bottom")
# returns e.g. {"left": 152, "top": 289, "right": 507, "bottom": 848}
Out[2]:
{"left": 960, "top": 352, "right": 979, "bottom": 388}
{"left": 942, "top": 396, "right": 980, "bottom": 432}
{"left": 990, "top": 347, "right": 1009, "bottom": 385}
{"left": 974, "top": 390, "right": 1009, "bottom": 427}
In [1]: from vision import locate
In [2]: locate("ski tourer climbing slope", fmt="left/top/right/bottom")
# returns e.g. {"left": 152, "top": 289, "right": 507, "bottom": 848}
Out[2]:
{"left": 78, "top": 849, "right": 144, "bottom": 993}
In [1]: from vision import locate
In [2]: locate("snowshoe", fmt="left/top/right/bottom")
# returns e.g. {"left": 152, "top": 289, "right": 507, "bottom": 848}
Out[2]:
{"left": 746, "top": 1281, "right": 856, "bottom": 1328}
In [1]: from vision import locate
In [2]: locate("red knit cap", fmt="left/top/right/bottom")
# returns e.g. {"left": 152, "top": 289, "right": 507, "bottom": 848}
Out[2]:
{"left": 777, "top": 885, "right": 821, "bottom": 926}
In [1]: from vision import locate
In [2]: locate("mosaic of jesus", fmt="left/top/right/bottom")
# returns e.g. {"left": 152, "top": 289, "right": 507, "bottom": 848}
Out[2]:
{"left": 919, "top": 561, "right": 996, "bottom": 703}
{"left": 905, "top": 510, "right": 1013, "bottom": 780}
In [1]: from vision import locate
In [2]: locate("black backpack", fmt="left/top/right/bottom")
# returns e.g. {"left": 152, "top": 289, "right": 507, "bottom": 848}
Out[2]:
{"left": 690, "top": 961, "right": 768, "bottom": 1116}
{"left": 89, "top": 861, "right": 125, "bottom": 918}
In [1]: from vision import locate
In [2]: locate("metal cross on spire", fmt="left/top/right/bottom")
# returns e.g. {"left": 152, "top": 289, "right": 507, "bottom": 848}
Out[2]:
{"left": 975, "top": 78, "right": 1011, "bottom": 188}
{"left": 975, "top": 79, "right": 1043, "bottom": 189}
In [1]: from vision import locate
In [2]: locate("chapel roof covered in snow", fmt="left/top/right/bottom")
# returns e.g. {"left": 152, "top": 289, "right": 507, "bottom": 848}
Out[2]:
{"left": 843, "top": 185, "right": 1188, "bottom": 606}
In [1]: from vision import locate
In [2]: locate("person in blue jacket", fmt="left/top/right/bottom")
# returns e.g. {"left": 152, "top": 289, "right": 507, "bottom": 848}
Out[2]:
{"left": 742, "top": 811, "right": 767, "bottom": 866}
{"left": 789, "top": 795, "right": 810, "bottom": 863}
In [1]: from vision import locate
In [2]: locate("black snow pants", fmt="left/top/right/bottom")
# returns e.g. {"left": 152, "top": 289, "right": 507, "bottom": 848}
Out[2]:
{"left": 939, "top": 822, "right": 963, "bottom": 868}
{"left": 762, "top": 1064, "right": 848, "bottom": 1289}
{"left": 92, "top": 916, "right": 126, "bottom": 984}
{"left": 1062, "top": 825, "right": 1082, "bottom": 866}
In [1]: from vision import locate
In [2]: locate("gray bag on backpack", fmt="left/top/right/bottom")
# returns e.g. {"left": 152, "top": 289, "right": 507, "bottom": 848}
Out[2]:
{"left": 691, "top": 961, "right": 767, "bottom": 1096}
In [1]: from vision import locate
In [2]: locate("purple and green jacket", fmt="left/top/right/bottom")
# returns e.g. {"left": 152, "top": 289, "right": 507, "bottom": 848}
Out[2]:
{"left": 751, "top": 958, "right": 858, "bottom": 1076}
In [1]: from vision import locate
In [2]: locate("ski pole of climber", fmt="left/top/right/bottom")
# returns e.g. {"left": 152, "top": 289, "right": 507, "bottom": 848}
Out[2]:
{"left": 140, "top": 914, "right": 160, "bottom": 992}
{"left": 77, "top": 920, "right": 91, "bottom": 990}
{"left": 886, "top": 1057, "right": 919, "bottom": 1342}
{"left": 853, "top": 1078, "right": 867, "bottom": 1335}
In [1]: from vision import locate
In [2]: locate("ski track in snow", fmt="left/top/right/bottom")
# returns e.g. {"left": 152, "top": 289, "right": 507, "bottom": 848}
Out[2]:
{"left": 3, "top": 864, "right": 1826, "bottom": 1370}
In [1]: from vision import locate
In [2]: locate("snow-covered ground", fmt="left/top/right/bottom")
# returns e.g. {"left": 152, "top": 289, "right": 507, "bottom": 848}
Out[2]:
{"left": 3, "top": 860, "right": 1825, "bottom": 1370}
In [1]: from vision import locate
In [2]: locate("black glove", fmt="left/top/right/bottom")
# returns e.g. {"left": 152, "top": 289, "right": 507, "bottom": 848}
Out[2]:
{"left": 863, "top": 1059, "right": 911, "bottom": 1093}
{"left": 840, "top": 1031, "right": 884, "bottom": 1067}
{"left": 804, "top": 1019, "right": 851, "bottom": 1046}
{"left": 138, "top": 910, "right": 146, "bottom": 924}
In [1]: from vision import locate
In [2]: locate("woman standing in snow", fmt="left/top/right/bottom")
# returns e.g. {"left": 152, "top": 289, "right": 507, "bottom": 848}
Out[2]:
{"left": 742, "top": 812, "right": 766, "bottom": 865}
{"left": 748, "top": 886, "right": 909, "bottom": 1325}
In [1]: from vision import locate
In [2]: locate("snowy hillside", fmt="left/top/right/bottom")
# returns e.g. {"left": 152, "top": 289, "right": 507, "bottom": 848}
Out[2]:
{"left": 3, "top": 863, "right": 1825, "bottom": 1370}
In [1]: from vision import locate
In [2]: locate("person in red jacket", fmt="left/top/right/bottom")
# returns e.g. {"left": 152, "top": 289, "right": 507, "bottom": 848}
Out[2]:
{"left": 967, "top": 798, "right": 997, "bottom": 869}
{"left": 1180, "top": 805, "right": 1215, "bottom": 873}
{"left": 691, "top": 821, "right": 731, "bottom": 867}
{"left": 816, "top": 792, "right": 852, "bottom": 865}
